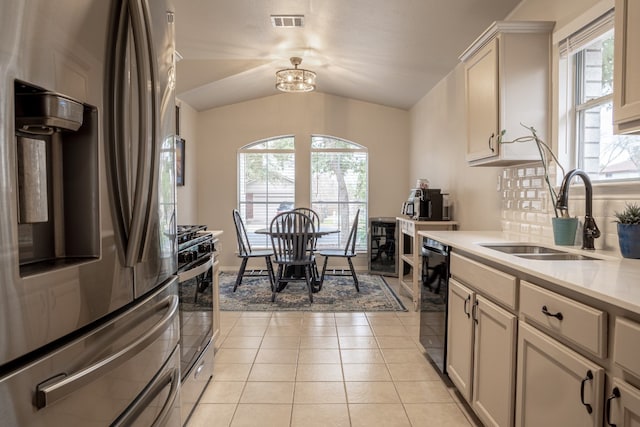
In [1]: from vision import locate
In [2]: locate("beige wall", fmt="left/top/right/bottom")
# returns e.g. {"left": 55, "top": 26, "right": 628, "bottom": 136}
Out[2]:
{"left": 193, "top": 92, "right": 410, "bottom": 269}
{"left": 176, "top": 100, "right": 199, "bottom": 224}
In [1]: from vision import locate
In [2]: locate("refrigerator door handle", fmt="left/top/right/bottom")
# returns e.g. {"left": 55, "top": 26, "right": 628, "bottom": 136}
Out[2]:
{"left": 124, "top": 0, "right": 154, "bottom": 267}
{"left": 112, "top": 365, "right": 180, "bottom": 427}
{"left": 35, "top": 295, "right": 178, "bottom": 409}
{"left": 105, "top": 0, "right": 133, "bottom": 263}
{"left": 135, "top": 0, "right": 161, "bottom": 264}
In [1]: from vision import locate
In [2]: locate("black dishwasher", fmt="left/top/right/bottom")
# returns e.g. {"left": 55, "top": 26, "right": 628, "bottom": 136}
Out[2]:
{"left": 419, "top": 237, "right": 450, "bottom": 374}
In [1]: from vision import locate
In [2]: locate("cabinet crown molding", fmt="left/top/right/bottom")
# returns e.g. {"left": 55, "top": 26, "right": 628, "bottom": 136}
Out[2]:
{"left": 459, "top": 21, "right": 555, "bottom": 62}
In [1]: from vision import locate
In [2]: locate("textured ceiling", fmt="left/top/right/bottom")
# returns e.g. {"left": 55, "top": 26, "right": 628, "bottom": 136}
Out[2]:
{"left": 174, "top": 0, "right": 522, "bottom": 111}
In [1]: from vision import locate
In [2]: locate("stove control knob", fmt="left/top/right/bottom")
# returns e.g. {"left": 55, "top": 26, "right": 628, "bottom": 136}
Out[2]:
{"left": 198, "top": 242, "right": 213, "bottom": 253}
{"left": 178, "top": 251, "right": 197, "bottom": 263}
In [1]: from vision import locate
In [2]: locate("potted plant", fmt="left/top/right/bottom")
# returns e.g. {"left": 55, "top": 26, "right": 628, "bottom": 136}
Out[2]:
{"left": 499, "top": 124, "right": 577, "bottom": 245}
{"left": 614, "top": 202, "right": 640, "bottom": 258}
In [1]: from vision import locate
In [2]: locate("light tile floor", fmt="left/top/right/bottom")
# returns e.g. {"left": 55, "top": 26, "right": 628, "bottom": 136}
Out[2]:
{"left": 186, "top": 277, "right": 482, "bottom": 427}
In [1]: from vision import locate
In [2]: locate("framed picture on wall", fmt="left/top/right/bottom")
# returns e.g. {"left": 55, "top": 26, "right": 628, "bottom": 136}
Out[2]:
{"left": 176, "top": 138, "right": 185, "bottom": 186}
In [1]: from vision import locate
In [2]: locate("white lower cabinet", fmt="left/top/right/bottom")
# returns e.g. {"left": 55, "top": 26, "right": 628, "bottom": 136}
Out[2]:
{"left": 607, "top": 379, "right": 640, "bottom": 427}
{"left": 447, "top": 278, "right": 475, "bottom": 401}
{"left": 515, "top": 321, "right": 605, "bottom": 427}
{"left": 442, "top": 250, "right": 640, "bottom": 426}
{"left": 447, "top": 278, "right": 517, "bottom": 427}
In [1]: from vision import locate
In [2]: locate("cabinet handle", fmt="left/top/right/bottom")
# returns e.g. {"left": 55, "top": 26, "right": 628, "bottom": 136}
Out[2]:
{"left": 606, "top": 387, "right": 620, "bottom": 427}
{"left": 488, "top": 133, "right": 495, "bottom": 153}
{"left": 472, "top": 300, "right": 479, "bottom": 324}
{"left": 463, "top": 295, "right": 471, "bottom": 318}
{"left": 541, "top": 305, "right": 563, "bottom": 320}
{"left": 579, "top": 370, "right": 593, "bottom": 414}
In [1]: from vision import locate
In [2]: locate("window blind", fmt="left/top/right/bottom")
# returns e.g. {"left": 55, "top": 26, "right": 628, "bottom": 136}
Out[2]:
{"left": 558, "top": 8, "right": 614, "bottom": 57}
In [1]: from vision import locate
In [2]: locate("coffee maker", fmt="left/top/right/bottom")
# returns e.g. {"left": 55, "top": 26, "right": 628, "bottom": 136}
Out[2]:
{"left": 401, "top": 188, "right": 444, "bottom": 220}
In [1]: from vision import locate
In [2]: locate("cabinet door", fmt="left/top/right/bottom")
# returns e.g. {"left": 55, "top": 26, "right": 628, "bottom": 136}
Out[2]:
{"left": 465, "top": 37, "right": 500, "bottom": 162}
{"left": 614, "top": 0, "right": 640, "bottom": 133}
{"left": 472, "top": 295, "right": 517, "bottom": 427}
{"left": 446, "top": 278, "right": 475, "bottom": 401}
{"left": 607, "top": 379, "right": 640, "bottom": 427}
{"left": 516, "top": 322, "right": 605, "bottom": 427}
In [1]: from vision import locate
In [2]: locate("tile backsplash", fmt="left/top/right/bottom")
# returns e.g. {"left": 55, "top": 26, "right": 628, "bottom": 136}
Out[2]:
{"left": 499, "top": 163, "right": 640, "bottom": 253}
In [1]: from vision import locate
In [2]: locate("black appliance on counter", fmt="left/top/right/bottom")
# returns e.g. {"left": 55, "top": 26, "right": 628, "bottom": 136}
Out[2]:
{"left": 419, "top": 237, "right": 450, "bottom": 373}
{"left": 401, "top": 188, "right": 444, "bottom": 221}
{"left": 177, "top": 225, "right": 218, "bottom": 424}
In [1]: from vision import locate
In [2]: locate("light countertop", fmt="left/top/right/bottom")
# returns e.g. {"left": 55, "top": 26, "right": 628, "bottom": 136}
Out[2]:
{"left": 418, "top": 230, "right": 640, "bottom": 315}
{"left": 209, "top": 230, "right": 224, "bottom": 239}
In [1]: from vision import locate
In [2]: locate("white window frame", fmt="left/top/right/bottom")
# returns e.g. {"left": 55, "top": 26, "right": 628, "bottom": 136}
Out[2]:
{"left": 555, "top": 0, "right": 640, "bottom": 195}
{"left": 310, "top": 135, "right": 368, "bottom": 251}
{"left": 237, "top": 135, "right": 295, "bottom": 247}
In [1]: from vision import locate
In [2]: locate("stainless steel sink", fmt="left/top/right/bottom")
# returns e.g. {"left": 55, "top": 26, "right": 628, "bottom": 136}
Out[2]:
{"left": 479, "top": 243, "right": 601, "bottom": 261}
{"left": 479, "top": 244, "right": 565, "bottom": 254}
{"left": 515, "top": 253, "right": 600, "bottom": 261}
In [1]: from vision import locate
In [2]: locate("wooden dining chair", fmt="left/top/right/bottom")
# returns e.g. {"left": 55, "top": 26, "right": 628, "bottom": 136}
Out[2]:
{"left": 292, "top": 207, "right": 320, "bottom": 235}
{"left": 232, "top": 209, "right": 275, "bottom": 292}
{"left": 292, "top": 207, "right": 321, "bottom": 280}
{"left": 269, "top": 211, "right": 317, "bottom": 303}
{"left": 319, "top": 209, "right": 360, "bottom": 292}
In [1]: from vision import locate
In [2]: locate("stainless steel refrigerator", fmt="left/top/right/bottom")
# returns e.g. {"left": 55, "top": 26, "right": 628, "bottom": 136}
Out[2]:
{"left": 0, "top": 0, "right": 180, "bottom": 425}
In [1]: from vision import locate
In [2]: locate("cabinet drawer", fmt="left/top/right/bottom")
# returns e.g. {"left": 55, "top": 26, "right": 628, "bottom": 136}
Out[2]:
{"left": 450, "top": 252, "right": 517, "bottom": 309}
{"left": 614, "top": 317, "right": 640, "bottom": 377}
{"left": 520, "top": 281, "right": 607, "bottom": 358}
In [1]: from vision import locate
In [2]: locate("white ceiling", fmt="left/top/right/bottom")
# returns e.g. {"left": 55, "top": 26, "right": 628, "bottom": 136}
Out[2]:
{"left": 174, "top": 0, "right": 522, "bottom": 111}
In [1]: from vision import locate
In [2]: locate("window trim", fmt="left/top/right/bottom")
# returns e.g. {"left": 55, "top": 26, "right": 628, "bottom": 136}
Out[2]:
{"left": 237, "top": 135, "right": 296, "bottom": 247}
{"left": 555, "top": 1, "right": 639, "bottom": 188}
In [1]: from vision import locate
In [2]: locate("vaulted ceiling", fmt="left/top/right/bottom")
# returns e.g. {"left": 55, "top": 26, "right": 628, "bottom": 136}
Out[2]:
{"left": 174, "top": 0, "right": 522, "bottom": 111}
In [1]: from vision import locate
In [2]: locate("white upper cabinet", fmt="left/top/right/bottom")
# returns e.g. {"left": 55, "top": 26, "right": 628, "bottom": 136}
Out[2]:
{"left": 613, "top": 0, "right": 640, "bottom": 134}
{"left": 460, "top": 21, "right": 554, "bottom": 166}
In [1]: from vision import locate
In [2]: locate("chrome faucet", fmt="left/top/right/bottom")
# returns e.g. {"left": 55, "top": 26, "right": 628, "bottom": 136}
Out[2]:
{"left": 555, "top": 169, "right": 600, "bottom": 250}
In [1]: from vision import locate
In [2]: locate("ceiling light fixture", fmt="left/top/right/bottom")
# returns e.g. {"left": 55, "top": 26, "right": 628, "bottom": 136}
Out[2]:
{"left": 275, "top": 57, "right": 316, "bottom": 93}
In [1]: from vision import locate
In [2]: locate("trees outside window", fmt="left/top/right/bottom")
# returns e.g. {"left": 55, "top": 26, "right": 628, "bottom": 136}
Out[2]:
{"left": 311, "top": 135, "right": 368, "bottom": 250}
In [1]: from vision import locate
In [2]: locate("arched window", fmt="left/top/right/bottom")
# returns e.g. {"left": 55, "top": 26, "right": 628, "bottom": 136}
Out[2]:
{"left": 238, "top": 136, "right": 295, "bottom": 246}
{"left": 311, "top": 135, "right": 368, "bottom": 250}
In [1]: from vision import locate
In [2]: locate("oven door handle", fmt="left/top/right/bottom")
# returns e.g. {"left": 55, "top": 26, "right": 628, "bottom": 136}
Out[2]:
{"left": 35, "top": 295, "right": 178, "bottom": 409}
{"left": 178, "top": 255, "right": 213, "bottom": 283}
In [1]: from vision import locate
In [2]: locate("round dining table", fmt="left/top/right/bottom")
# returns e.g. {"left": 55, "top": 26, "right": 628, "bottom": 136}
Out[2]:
{"left": 254, "top": 227, "right": 339, "bottom": 237}
{"left": 254, "top": 227, "right": 339, "bottom": 292}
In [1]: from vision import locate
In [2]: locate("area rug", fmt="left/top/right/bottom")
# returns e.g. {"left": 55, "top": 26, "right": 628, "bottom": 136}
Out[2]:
{"left": 181, "top": 272, "right": 407, "bottom": 312}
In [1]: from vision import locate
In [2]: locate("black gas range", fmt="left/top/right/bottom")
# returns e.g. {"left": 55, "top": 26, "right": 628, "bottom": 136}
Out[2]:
{"left": 177, "top": 224, "right": 217, "bottom": 272}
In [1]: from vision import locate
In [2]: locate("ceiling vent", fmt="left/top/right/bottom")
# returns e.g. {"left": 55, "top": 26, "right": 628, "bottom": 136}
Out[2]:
{"left": 271, "top": 15, "right": 304, "bottom": 28}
